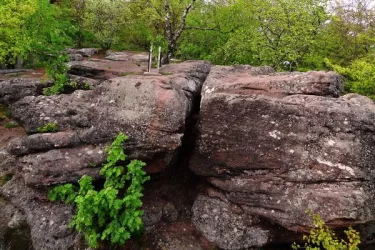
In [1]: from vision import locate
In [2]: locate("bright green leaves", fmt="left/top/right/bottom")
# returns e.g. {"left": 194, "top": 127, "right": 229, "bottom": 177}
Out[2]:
{"left": 0, "top": 0, "right": 37, "bottom": 64}
{"left": 36, "top": 122, "right": 59, "bottom": 133}
{"left": 292, "top": 211, "right": 361, "bottom": 250}
{"left": 43, "top": 53, "right": 70, "bottom": 96}
{"left": 0, "top": 0, "right": 73, "bottom": 65}
{"left": 48, "top": 183, "right": 77, "bottom": 204}
{"left": 85, "top": 0, "right": 129, "bottom": 49}
{"left": 49, "top": 132, "right": 150, "bottom": 248}
{"left": 326, "top": 56, "right": 375, "bottom": 100}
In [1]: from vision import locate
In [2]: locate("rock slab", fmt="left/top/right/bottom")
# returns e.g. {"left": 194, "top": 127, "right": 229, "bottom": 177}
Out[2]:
{"left": 191, "top": 65, "right": 375, "bottom": 249}
{"left": 8, "top": 61, "right": 211, "bottom": 186}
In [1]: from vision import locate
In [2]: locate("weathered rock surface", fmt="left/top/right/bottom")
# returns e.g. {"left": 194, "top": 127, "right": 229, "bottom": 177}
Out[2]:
{"left": 68, "top": 53, "right": 84, "bottom": 62}
{"left": 67, "top": 74, "right": 102, "bottom": 89}
{"left": 7, "top": 61, "right": 211, "bottom": 186}
{"left": 68, "top": 59, "right": 148, "bottom": 80}
{"left": 0, "top": 176, "right": 78, "bottom": 250}
{"left": 66, "top": 48, "right": 99, "bottom": 57}
{"left": 0, "top": 78, "right": 52, "bottom": 105}
{"left": 105, "top": 50, "right": 149, "bottom": 62}
{"left": 191, "top": 65, "right": 375, "bottom": 249}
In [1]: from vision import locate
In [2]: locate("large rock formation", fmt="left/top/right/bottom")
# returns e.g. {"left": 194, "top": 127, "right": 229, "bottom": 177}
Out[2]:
{"left": 7, "top": 60, "right": 211, "bottom": 186}
{"left": 0, "top": 60, "right": 211, "bottom": 249}
{"left": 0, "top": 78, "right": 53, "bottom": 105}
{"left": 68, "top": 59, "right": 148, "bottom": 79}
{"left": 191, "top": 65, "right": 375, "bottom": 249}
{"left": 3, "top": 61, "right": 375, "bottom": 250}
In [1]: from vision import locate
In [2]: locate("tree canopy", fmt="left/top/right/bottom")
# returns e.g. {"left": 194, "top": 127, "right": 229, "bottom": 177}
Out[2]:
{"left": 1, "top": 0, "right": 374, "bottom": 97}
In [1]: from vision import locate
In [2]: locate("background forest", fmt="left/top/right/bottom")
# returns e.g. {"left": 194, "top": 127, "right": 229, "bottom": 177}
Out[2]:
{"left": 1, "top": 0, "right": 375, "bottom": 98}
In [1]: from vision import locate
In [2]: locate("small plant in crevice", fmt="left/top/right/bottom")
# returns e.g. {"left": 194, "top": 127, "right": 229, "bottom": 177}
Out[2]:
{"left": 43, "top": 53, "right": 69, "bottom": 96}
{"left": 0, "top": 173, "right": 13, "bottom": 187}
{"left": 0, "top": 105, "right": 12, "bottom": 120}
{"left": 37, "top": 122, "right": 59, "bottom": 133}
{"left": 4, "top": 122, "right": 19, "bottom": 129}
{"left": 48, "top": 133, "right": 150, "bottom": 248}
{"left": 292, "top": 211, "right": 360, "bottom": 250}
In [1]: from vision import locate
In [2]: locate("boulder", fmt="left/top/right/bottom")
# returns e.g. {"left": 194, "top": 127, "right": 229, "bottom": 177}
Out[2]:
{"left": 105, "top": 50, "right": 149, "bottom": 62}
{"left": 8, "top": 61, "right": 211, "bottom": 186}
{"left": 67, "top": 74, "right": 102, "bottom": 89}
{"left": 68, "top": 59, "right": 147, "bottom": 79}
{"left": 0, "top": 78, "right": 52, "bottom": 105}
{"left": 68, "top": 53, "right": 83, "bottom": 62}
{"left": 66, "top": 48, "right": 99, "bottom": 57}
{"left": 0, "top": 176, "right": 78, "bottom": 250}
{"left": 191, "top": 65, "right": 375, "bottom": 248}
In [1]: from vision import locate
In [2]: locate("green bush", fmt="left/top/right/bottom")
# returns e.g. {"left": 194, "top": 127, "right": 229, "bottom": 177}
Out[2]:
{"left": 36, "top": 122, "right": 58, "bottom": 133}
{"left": 292, "top": 211, "right": 360, "bottom": 250}
{"left": 43, "top": 53, "right": 69, "bottom": 96}
{"left": 49, "top": 133, "right": 150, "bottom": 248}
{"left": 4, "top": 122, "right": 19, "bottom": 129}
{"left": 326, "top": 56, "right": 375, "bottom": 100}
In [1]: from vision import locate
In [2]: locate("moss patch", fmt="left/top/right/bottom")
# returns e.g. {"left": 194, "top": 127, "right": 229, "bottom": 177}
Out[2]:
{"left": 0, "top": 173, "right": 13, "bottom": 187}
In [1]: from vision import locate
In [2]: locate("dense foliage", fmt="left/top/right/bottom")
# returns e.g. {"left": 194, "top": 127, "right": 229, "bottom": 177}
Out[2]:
{"left": 1, "top": 0, "right": 374, "bottom": 97}
{"left": 36, "top": 122, "right": 59, "bottom": 133}
{"left": 292, "top": 211, "right": 360, "bottom": 250}
{"left": 49, "top": 133, "right": 150, "bottom": 248}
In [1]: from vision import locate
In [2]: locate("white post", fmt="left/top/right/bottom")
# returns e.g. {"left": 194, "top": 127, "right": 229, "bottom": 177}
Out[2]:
{"left": 148, "top": 45, "right": 153, "bottom": 73}
{"left": 157, "top": 46, "right": 161, "bottom": 70}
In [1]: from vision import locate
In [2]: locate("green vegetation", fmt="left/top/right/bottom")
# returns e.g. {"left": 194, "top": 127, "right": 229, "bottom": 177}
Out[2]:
{"left": 36, "top": 122, "right": 59, "bottom": 133}
{"left": 49, "top": 133, "right": 150, "bottom": 248}
{"left": 4, "top": 122, "right": 19, "bottom": 129}
{"left": 43, "top": 54, "right": 69, "bottom": 96}
{"left": 0, "top": 105, "right": 12, "bottom": 120}
{"left": 0, "top": 173, "right": 13, "bottom": 187}
{"left": 1, "top": 0, "right": 375, "bottom": 98}
{"left": 327, "top": 56, "right": 375, "bottom": 100}
{"left": 292, "top": 211, "right": 361, "bottom": 250}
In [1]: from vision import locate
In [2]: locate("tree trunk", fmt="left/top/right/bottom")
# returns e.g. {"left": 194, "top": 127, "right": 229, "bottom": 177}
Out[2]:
{"left": 15, "top": 56, "right": 24, "bottom": 69}
{"left": 161, "top": 43, "right": 175, "bottom": 64}
{"left": 161, "top": 0, "right": 195, "bottom": 64}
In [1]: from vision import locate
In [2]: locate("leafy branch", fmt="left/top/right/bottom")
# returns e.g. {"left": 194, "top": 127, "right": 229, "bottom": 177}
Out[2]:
{"left": 49, "top": 132, "right": 150, "bottom": 248}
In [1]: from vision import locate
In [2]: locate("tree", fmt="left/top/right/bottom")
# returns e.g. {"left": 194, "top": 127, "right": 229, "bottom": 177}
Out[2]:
{"left": 60, "top": 0, "right": 88, "bottom": 48}
{"left": 85, "top": 0, "right": 129, "bottom": 49}
{"left": 0, "top": 0, "right": 37, "bottom": 65}
{"left": 160, "top": 0, "right": 197, "bottom": 64}
{"left": 176, "top": 0, "right": 329, "bottom": 70}
{"left": 176, "top": 0, "right": 248, "bottom": 63}
{"left": 0, "top": 0, "right": 72, "bottom": 67}
{"left": 130, "top": 0, "right": 199, "bottom": 64}
{"left": 323, "top": 0, "right": 375, "bottom": 66}
{"left": 247, "top": 0, "right": 329, "bottom": 70}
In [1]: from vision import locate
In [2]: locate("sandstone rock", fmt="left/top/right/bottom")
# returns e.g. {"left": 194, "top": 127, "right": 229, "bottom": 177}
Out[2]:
{"left": 163, "top": 202, "right": 179, "bottom": 222}
{"left": 19, "top": 145, "right": 105, "bottom": 187}
{"left": 8, "top": 61, "right": 211, "bottom": 186}
{"left": 193, "top": 195, "right": 271, "bottom": 250}
{"left": 67, "top": 74, "right": 101, "bottom": 89}
{"left": 66, "top": 48, "right": 99, "bottom": 57}
{"left": 68, "top": 53, "right": 83, "bottom": 62}
{"left": 7, "top": 132, "right": 81, "bottom": 156}
{"left": 68, "top": 59, "right": 147, "bottom": 79}
{"left": 200, "top": 65, "right": 342, "bottom": 100}
{"left": 0, "top": 78, "right": 52, "bottom": 105}
{"left": 0, "top": 177, "right": 78, "bottom": 250}
{"left": 105, "top": 50, "right": 149, "bottom": 62}
{"left": 191, "top": 65, "right": 375, "bottom": 248}
{"left": 143, "top": 201, "right": 164, "bottom": 227}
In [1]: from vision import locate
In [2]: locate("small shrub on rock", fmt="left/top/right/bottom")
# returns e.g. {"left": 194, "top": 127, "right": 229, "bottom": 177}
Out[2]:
{"left": 49, "top": 133, "right": 150, "bottom": 248}
{"left": 36, "top": 122, "right": 58, "bottom": 133}
{"left": 43, "top": 53, "right": 69, "bottom": 96}
{"left": 292, "top": 211, "right": 360, "bottom": 250}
